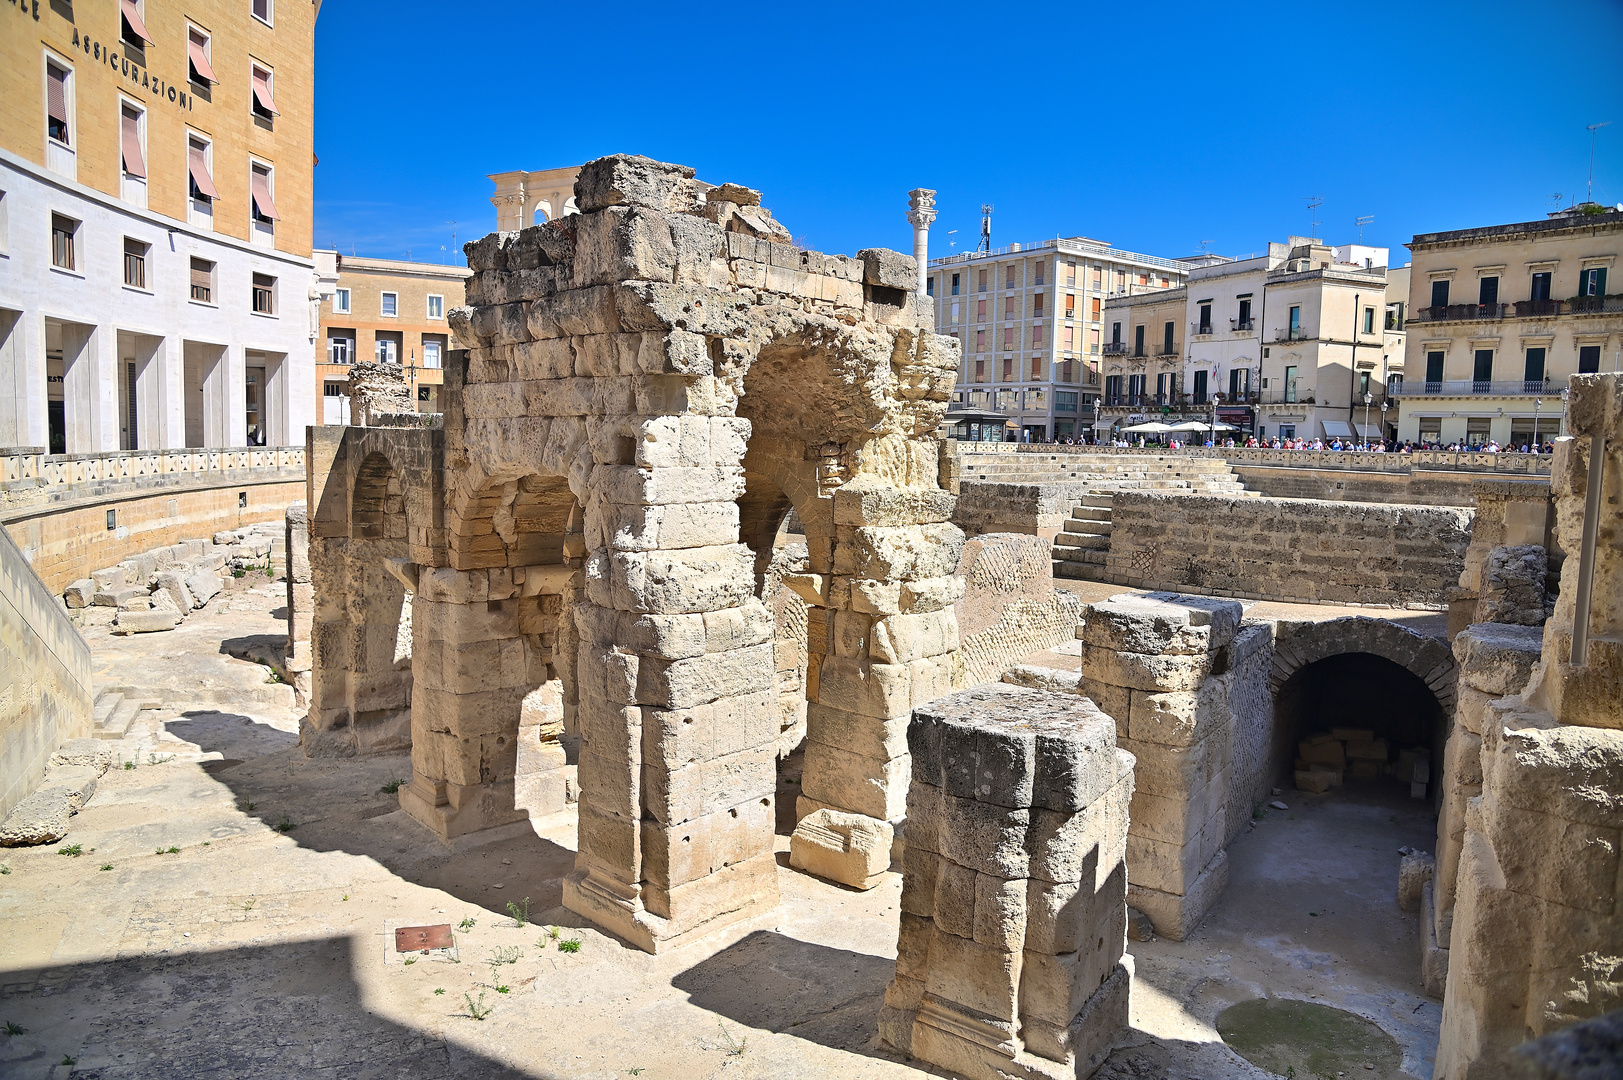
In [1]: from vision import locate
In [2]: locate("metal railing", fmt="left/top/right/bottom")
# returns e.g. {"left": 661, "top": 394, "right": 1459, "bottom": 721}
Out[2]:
{"left": 1388, "top": 379, "right": 1554, "bottom": 397}
{"left": 1570, "top": 296, "right": 1623, "bottom": 314}
{"left": 928, "top": 236, "right": 1196, "bottom": 273}
{"left": 1231, "top": 318, "right": 1254, "bottom": 331}
{"left": 1274, "top": 327, "right": 1311, "bottom": 342}
{"left": 1193, "top": 323, "right": 1214, "bottom": 336}
{"left": 1412, "top": 303, "right": 1507, "bottom": 323}
{"left": 1103, "top": 341, "right": 1128, "bottom": 355}
{"left": 1515, "top": 299, "right": 1561, "bottom": 317}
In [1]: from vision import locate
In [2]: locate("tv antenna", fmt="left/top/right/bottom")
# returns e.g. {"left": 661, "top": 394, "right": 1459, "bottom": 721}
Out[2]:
{"left": 1305, "top": 196, "right": 1324, "bottom": 239}
{"left": 440, "top": 244, "right": 447, "bottom": 264}
{"left": 1550, "top": 192, "right": 1565, "bottom": 209}
{"left": 1197, "top": 239, "right": 1213, "bottom": 254}
{"left": 447, "top": 220, "right": 459, "bottom": 259}
{"left": 946, "top": 228, "right": 958, "bottom": 252}
{"left": 1355, "top": 215, "right": 1374, "bottom": 243}
{"left": 1587, "top": 122, "right": 1612, "bottom": 203}
{"left": 977, "top": 204, "right": 993, "bottom": 253}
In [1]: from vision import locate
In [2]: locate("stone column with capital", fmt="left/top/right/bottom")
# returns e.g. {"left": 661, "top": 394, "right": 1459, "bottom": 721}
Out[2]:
{"left": 906, "top": 188, "right": 937, "bottom": 295}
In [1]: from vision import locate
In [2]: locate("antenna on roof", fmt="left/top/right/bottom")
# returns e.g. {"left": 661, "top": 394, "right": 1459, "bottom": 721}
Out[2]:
{"left": 447, "top": 221, "right": 459, "bottom": 259}
{"left": 1355, "top": 215, "right": 1374, "bottom": 243}
{"left": 1305, "top": 196, "right": 1324, "bottom": 239}
{"left": 977, "top": 205, "right": 993, "bottom": 253}
{"left": 1550, "top": 192, "right": 1565, "bottom": 209}
{"left": 1197, "top": 240, "right": 1212, "bottom": 254}
{"left": 1587, "top": 122, "right": 1612, "bottom": 203}
{"left": 946, "top": 229, "right": 958, "bottom": 252}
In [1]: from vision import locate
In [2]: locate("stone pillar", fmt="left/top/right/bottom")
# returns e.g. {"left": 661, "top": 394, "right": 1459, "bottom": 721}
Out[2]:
{"left": 906, "top": 188, "right": 937, "bottom": 296}
{"left": 1080, "top": 592, "right": 1242, "bottom": 941}
{"left": 879, "top": 683, "right": 1134, "bottom": 1080}
{"left": 346, "top": 362, "right": 414, "bottom": 426}
{"left": 284, "top": 501, "right": 313, "bottom": 702}
{"left": 790, "top": 485, "right": 962, "bottom": 886}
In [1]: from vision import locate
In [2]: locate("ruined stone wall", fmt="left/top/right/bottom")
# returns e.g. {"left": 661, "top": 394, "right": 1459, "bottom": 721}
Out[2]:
{"left": 1226, "top": 464, "right": 1484, "bottom": 506}
{"left": 1437, "top": 375, "right": 1623, "bottom": 1078}
{"left": 0, "top": 523, "right": 92, "bottom": 820}
{"left": 951, "top": 481, "right": 1094, "bottom": 540}
{"left": 953, "top": 533, "right": 1083, "bottom": 688}
{"left": 1220, "top": 623, "right": 1277, "bottom": 846}
{"left": 1103, "top": 491, "right": 1472, "bottom": 607}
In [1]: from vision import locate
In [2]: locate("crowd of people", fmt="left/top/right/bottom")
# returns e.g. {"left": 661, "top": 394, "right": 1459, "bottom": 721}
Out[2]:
{"left": 1026, "top": 432, "right": 1555, "bottom": 454}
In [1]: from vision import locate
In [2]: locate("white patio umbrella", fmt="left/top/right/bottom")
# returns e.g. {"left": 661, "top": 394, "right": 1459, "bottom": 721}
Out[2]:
{"left": 1120, "top": 421, "right": 1176, "bottom": 434}
{"left": 1169, "top": 419, "right": 1238, "bottom": 432}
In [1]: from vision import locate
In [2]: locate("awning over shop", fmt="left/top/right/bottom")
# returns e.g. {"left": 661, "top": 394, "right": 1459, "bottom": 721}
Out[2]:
{"left": 1354, "top": 423, "right": 1383, "bottom": 439}
{"left": 1321, "top": 420, "right": 1355, "bottom": 439}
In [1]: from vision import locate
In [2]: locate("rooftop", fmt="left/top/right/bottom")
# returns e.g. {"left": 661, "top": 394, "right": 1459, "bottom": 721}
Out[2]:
{"left": 1409, "top": 204, "right": 1623, "bottom": 248}
{"left": 929, "top": 236, "right": 1198, "bottom": 273}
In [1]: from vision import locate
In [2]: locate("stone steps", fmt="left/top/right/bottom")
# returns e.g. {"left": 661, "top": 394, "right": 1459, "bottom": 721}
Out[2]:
{"left": 92, "top": 687, "right": 161, "bottom": 740}
{"left": 1053, "top": 492, "right": 1115, "bottom": 581}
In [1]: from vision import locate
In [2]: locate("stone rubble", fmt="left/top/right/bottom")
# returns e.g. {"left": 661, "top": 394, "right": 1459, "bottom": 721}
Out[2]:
{"left": 0, "top": 738, "right": 112, "bottom": 846}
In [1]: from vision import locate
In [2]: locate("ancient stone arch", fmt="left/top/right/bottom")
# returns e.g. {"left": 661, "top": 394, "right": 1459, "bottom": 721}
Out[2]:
{"left": 306, "top": 155, "right": 961, "bottom": 952}
{"left": 1271, "top": 616, "right": 1458, "bottom": 714}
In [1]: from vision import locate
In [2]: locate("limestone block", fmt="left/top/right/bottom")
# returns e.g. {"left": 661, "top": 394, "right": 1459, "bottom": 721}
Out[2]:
{"left": 922, "top": 924, "right": 1023, "bottom": 1023}
{"left": 813, "top": 654, "right": 915, "bottom": 720}
{"left": 641, "top": 744, "right": 775, "bottom": 826}
{"left": 113, "top": 608, "right": 181, "bottom": 633}
{"left": 805, "top": 704, "right": 910, "bottom": 762}
{"left": 1028, "top": 771, "right": 1133, "bottom": 885}
{"left": 1002, "top": 665, "right": 1083, "bottom": 694}
{"left": 909, "top": 683, "right": 1119, "bottom": 813}
{"left": 92, "top": 587, "right": 139, "bottom": 607}
{"left": 1021, "top": 959, "right": 1132, "bottom": 1072}
{"left": 932, "top": 858, "right": 978, "bottom": 938}
{"left": 638, "top": 798, "right": 775, "bottom": 891}
{"left": 789, "top": 808, "right": 893, "bottom": 890}
{"left": 604, "top": 544, "right": 756, "bottom": 615}
{"left": 1476, "top": 544, "right": 1548, "bottom": 625}
{"left": 63, "top": 579, "right": 94, "bottom": 608}
{"left": 571, "top": 206, "right": 677, "bottom": 289}
{"left": 831, "top": 487, "right": 955, "bottom": 528}
{"left": 1399, "top": 851, "right": 1435, "bottom": 912}
{"left": 635, "top": 643, "right": 773, "bottom": 709}
{"left": 185, "top": 572, "right": 223, "bottom": 607}
{"left": 1127, "top": 849, "right": 1229, "bottom": 940}
{"left": 900, "top": 575, "right": 966, "bottom": 613}
{"left": 153, "top": 571, "right": 195, "bottom": 612}
{"left": 798, "top": 739, "right": 908, "bottom": 821}
{"left": 1294, "top": 768, "right": 1334, "bottom": 793}
{"left": 574, "top": 154, "right": 699, "bottom": 214}
{"left": 832, "top": 522, "right": 965, "bottom": 582}
{"left": 1453, "top": 622, "right": 1544, "bottom": 696}
{"left": 1299, "top": 734, "right": 1347, "bottom": 769}
{"left": 118, "top": 594, "right": 152, "bottom": 612}
{"left": 1346, "top": 737, "right": 1390, "bottom": 762}
{"left": 1082, "top": 644, "right": 1209, "bottom": 693}
{"left": 1082, "top": 592, "right": 1242, "bottom": 656}
{"left": 1508, "top": 1006, "right": 1623, "bottom": 1078}
{"left": 855, "top": 248, "right": 918, "bottom": 291}
{"left": 91, "top": 566, "right": 125, "bottom": 589}
{"left": 870, "top": 609, "right": 958, "bottom": 665}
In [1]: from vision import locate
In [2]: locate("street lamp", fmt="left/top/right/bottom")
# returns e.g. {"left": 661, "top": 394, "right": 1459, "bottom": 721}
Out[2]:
{"left": 1380, "top": 400, "right": 1389, "bottom": 447}
{"left": 1560, "top": 388, "right": 1570, "bottom": 438}
{"left": 1533, "top": 398, "right": 1541, "bottom": 451}
{"left": 1363, "top": 391, "right": 1373, "bottom": 449}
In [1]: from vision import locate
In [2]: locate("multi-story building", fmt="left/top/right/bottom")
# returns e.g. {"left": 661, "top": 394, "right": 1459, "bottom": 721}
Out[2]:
{"left": 0, "top": 0, "right": 323, "bottom": 452}
{"left": 1395, "top": 205, "right": 1622, "bottom": 447}
{"left": 1103, "top": 238, "right": 1407, "bottom": 442}
{"left": 315, "top": 255, "right": 470, "bottom": 423}
{"left": 928, "top": 238, "right": 1191, "bottom": 441}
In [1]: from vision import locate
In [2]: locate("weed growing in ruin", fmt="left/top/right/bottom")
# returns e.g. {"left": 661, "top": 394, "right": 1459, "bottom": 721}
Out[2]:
{"left": 240, "top": 899, "right": 256, "bottom": 913}
{"left": 99, "top": 864, "right": 113, "bottom": 872}
{"left": 433, "top": 988, "right": 445, "bottom": 995}
{"left": 403, "top": 957, "right": 416, "bottom": 966}
{"left": 342, "top": 894, "right": 349, "bottom": 901}
{"left": 4, "top": 1021, "right": 25, "bottom": 1036}
{"left": 558, "top": 938, "right": 581, "bottom": 954}
{"left": 629, "top": 1070, "right": 645, "bottom": 1076}
{"left": 458, "top": 916, "right": 476, "bottom": 931}
{"left": 232, "top": 568, "right": 247, "bottom": 579}
{"left": 1252, "top": 801, "right": 1266, "bottom": 820}
{"left": 0, "top": 865, "right": 10, "bottom": 875}
{"left": 380, "top": 779, "right": 403, "bottom": 794}
{"left": 57, "top": 844, "right": 84, "bottom": 857}
{"left": 493, "top": 983, "right": 510, "bottom": 994}
{"left": 489, "top": 946, "right": 522, "bottom": 968}
{"left": 540, "top": 925, "right": 560, "bottom": 943}
{"left": 275, "top": 814, "right": 295, "bottom": 832}
{"left": 716, "top": 1021, "right": 747, "bottom": 1056}
{"left": 240, "top": 797, "right": 256, "bottom": 812}
{"left": 122, "top": 760, "right": 136, "bottom": 770}
{"left": 155, "top": 846, "right": 180, "bottom": 855}
{"left": 506, "top": 897, "right": 532, "bottom": 927}
{"left": 462, "top": 991, "right": 491, "bottom": 1020}
{"left": 61, "top": 1056, "right": 76, "bottom": 1066}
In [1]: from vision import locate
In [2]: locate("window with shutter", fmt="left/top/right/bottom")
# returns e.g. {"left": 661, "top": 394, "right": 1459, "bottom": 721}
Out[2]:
{"left": 1430, "top": 280, "right": 1449, "bottom": 308}
{"left": 252, "top": 0, "right": 272, "bottom": 25}
{"left": 121, "top": 104, "right": 146, "bottom": 178}
{"left": 187, "top": 138, "right": 218, "bottom": 201}
{"left": 190, "top": 257, "right": 214, "bottom": 302}
{"left": 1579, "top": 345, "right": 1601, "bottom": 374}
{"left": 250, "top": 164, "right": 278, "bottom": 222}
{"left": 251, "top": 66, "right": 279, "bottom": 119}
{"left": 46, "top": 63, "right": 70, "bottom": 146}
{"left": 189, "top": 29, "right": 219, "bottom": 85}
{"left": 121, "top": 0, "right": 155, "bottom": 47}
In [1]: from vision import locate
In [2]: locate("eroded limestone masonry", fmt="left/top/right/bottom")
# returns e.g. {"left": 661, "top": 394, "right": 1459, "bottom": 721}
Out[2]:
{"left": 306, "top": 155, "right": 963, "bottom": 950}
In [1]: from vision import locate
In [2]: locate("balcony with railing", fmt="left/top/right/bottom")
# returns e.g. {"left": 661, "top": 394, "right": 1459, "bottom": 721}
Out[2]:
{"left": 1412, "top": 303, "right": 1507, "bottom": 323}
{"left": 1273, "top": 327, "right": 1312, "bottom": 342}
{"left": 1103, "top": 341, "right": 1128, "bottom": 356}
{"left": 1193, "top": 323, "right": 1214, "bottom": 337}
{"left": 1101, "top": 392, "right": 1180, "bottom": 409}
{"left": 1388, "top": 378, "right": 1554, "bottom": 398}
{"left": 1230, "top": 318, "right": 1254, "bottom": 332}
{"left": 1570, "top": 295, "right": 1623, "bottom": 315}
{"left": 1515, "top": 299, "right": 1561, "bottom": 318}
{"left": 1156, "top": 342, "right": 1181, "bottom": 358}
{"left": 1257, "top": 389, "right": 1316, "bottom": 405}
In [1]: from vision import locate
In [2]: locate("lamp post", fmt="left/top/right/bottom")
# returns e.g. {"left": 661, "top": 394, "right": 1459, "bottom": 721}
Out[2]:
{"left": 1560, "top": 388, "right": 1570, "bottom": 438}
{"left": 1534, "top": 397, "right": 1541, "bottom": 451}
{"left": 1380, "top": 400, "right": 1388, "bottom": 447}
{"left": 1363, "top": 391, "right": 1373, "bottom": 449}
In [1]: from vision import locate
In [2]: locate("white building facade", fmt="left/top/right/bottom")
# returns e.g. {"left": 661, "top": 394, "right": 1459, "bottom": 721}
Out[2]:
{"left": 0, "top": 148, "right": 320, "bottom": 452}
{"left": 928, "top": 237, "right": 1192, "bottom": 441}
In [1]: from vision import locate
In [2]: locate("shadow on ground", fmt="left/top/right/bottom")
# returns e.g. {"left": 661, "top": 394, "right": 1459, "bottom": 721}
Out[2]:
{"left": 0, "top": 936, "right": 548, "bottom": 1079}
{"left": 164, "top": 712, "right": 577, "bottom": 919}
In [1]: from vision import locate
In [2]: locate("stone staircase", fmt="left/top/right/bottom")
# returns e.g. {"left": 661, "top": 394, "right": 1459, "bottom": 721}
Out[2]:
{"left": 92, "top": 686, "right": 161, "bottom": 740}
{"left": 1053, "top": 495, "right": 1116, "bottom": 580}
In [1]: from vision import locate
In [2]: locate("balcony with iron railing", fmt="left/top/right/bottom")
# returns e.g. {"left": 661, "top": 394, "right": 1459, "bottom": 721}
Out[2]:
{"left": 1412, "top": 303, "right": 1507, "bottom": 323}
{"left": 1569, "top": 295, "right": 1623, "bottom": 315}
{"left": 1407, "top": 297, "right": 1623, "bottom": 322}
{"left": 1103, "top": 341, "right": 1128, "bottom": 356}
{"left": 1388, "top": 378, "right": 1555, "bottom": 398}
{"left": 1256, "top": 389, "right": 1316, "bottom": 405}
{"left": 1230, "top": 318, "right": 1255, "bottom": 332}
{"left": 1192, "top": 323, "right": 1214, "bottom": 337}
{"left": 1156, "top": 343, "right": 1181, "bottom": 358}
{"left": 1273, "top": 327, "right": 1312, "bottom": 342}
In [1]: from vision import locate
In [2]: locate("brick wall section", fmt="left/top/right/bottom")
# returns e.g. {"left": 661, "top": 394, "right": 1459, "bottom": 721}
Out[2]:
{"left": 1101, "top": 492, "right": 1472, "bottom": 608}
{"left": 0, "top": 524, "right": 92, "bottom": 820}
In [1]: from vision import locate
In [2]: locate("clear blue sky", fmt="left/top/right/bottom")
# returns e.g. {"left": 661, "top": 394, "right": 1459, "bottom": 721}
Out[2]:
{"left": 314, "top": 0, "right": 1623, "bottom": 267}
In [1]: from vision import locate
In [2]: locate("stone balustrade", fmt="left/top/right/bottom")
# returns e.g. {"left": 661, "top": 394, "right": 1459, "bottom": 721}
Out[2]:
{"left": 0, "top": 446, "right": 307, "bottom": 516}
{"left": 949, "top": 440, "right": 1553, "bottom": 477}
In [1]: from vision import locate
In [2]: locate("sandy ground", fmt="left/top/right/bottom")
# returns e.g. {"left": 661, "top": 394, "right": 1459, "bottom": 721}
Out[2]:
{"left": 0, "top": 579, "right": 1441, "bottom": 1079}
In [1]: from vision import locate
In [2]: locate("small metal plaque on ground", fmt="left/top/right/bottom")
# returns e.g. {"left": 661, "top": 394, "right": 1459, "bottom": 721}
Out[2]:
{"left": 395, "top": 924, "right": 453, "bottom": 952}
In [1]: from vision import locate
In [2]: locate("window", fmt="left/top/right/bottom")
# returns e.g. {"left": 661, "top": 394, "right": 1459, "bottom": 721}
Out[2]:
{"left": 188, "top": 136, "right": 218, "bottom": 202}
{"left": 1479, "top": 276, "right": 1498, "bottom": 305}
{"left": 1055, "top": 391, "right": 1077, "bottom": 413}
{"left": 381, "top": 292, "right": 398, "bottom": 317}
{"left": 1530, "top": 271, "right": 1551, "bottom": 301}
{"left": 1359, "top": 372, "right": 1371, "bottom": 396}
{"left": 252, "top": 273, "right": 276, "bottom": 315}
{"left": 1283, "top": 365, "right": 1299, "bottom": 402}
{"left": 951, "top": 273, "right": 959, "bottom": 296}
{"left": 1063, "top": 326, "right": 1073, "bottom": 351}
{"left": 1034, "top": 264, "right": 1044, "bottom": 286}
{"left": 190, "top": 257, "right": 215, "bottom": 302}
{"left": 1005, "top": 266, "right": 1016, "bottom": 289}
{"left": 1066, "top": 261, "right": 1076, "bottom": 287}
{"left": 1033, "top": 293, "right": 1044, "bottom": 317}
{"left": 926, "top": 276, "right": 934, "bottom": 297}
{"left": 1425, "top": 351, "right": 1444, "bottom": 385}
{"left": 123, "top": 237, "right": 148, "bottom": 288}
{"left": 1473, "top": 349, "right": 1494, "bottom": 385}
{"left": 1288, "top": 305, "right": 1301, "bottom": 337}
{"left": 1110, "top": 321, "right": 1121, "bottom": 345}
{"left": 1002, "top": 326, "right": 1014, "bottom": 349}
{"left": 1524, "top": 347, "right": 1546, "bottom": 383}
{"left": 250, "top": 162, "right": 279, "bottom": 224}
{"left": 250, "top": 64, "right": 278, "bottom": 122}
{"left": 1133, "top": 324, "right": 1145, "bottom": 356}
{"left": 974, "top": 359, "right": 985, "bottom": 382}
{"left": 1089, "top": 327, "right": 1100, "bottom": 354}
{"left": 1030, "top": 357, "right": 1043, "bottom": 380}
{"left": 950, "top": 302, "right": 960, "bottom": 324}
{"left": 1362, "top": 307, "right": 1375, "bottom": 334}
{"left": 1090, "top": 297, "right": 1100, "bottom": 320}
{"left": 376, "top": 338, "right": 398, "bottom": 363}
{"left": 1001, "top": 357, "right": 1013, "bottom": 382}
{"left": 1198, "top": 302, "right": 1212, "bottom": 333}
{"left": 334, "top": 288, "right": 351, "bottom": 313}
{"left": 427, "top": 294, "right": 444, "bottom": 319}
{"left": 46, "top": 60, "right": 72, "bottom": 146}
{"left": 1580, "top": 268, "right": 1607, "bottom": 296}
{"left": 978, "top": 269, "right": 987, "bottom": 292}
{"left": 1386, "top": 302, "right": 1405, "bottom": 330}
{"left": 975, "top": 329, "right": 985, "bottom": 352}
{"left": 1580, "top": 345, "right": 1602, "bottom": 373}
{"left": 51, "top": 214, "right": 77, "bottom": 270}
{"left": 1090, "top": 267, "right": 1102, "bottom": 290}
{"left": 328, "top": 335, "right": 352, "bottom": 364}
{"left": 423, "top": 340, "right": 442, "bottom": 368}
{"left": 1032, "top": 325, "right": 1043, "bottom": 347}
{"left": 979, "top": 298, "right": 988, "bottom": 321}
{"left": 120, "top": 103, "right": 146, "bottom": 179}
{"left": 121, "top": 0, "right": 154, "bottom": 49}
{"left": 1163, "top": 321, "right": 1175, "bottom": 354}
{"left": 998, "top": 296, "right": 1009, "bottom": 319}
{"left": 323, "top": 382, "right": 343, "bottom": 397}
{"left": 188, "top": 28, "right": 219, "bottom": 86}
{"left": 1064, "top": 294, "right": 1075, "bottom": 318}
{"left": 252, "top": 0, "right": 272, "bottom": 26}
{"left": 1237, "top": 297, "right": 1252, "bottom": 327}
{"left": 1430, "top": 279, "right": 1450, "bottom": 308}
{"left": 1192, "top": 370, "right": 1208, "bottom": 404}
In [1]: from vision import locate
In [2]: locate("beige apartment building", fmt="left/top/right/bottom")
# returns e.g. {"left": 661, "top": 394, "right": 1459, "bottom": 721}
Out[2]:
{"left": 315, "top": 255, "right": 470, "bottom": 422}
{"left": 1102, "top": 238, "right": 1407, "bottom": 443}
{"left": 1395, "top": 204, "right": 1623, "bottom": 447}
{"left": 0, "top": 0, "right": 322, "bottom": 451}
{"left": 929, "top": 238, "right": 1192, "bottom": 441}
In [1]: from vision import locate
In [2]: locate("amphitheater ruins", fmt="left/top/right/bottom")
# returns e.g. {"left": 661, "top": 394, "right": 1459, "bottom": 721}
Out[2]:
{"left": 1, "top": 154, "right": 1618, "bottom": 1079}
